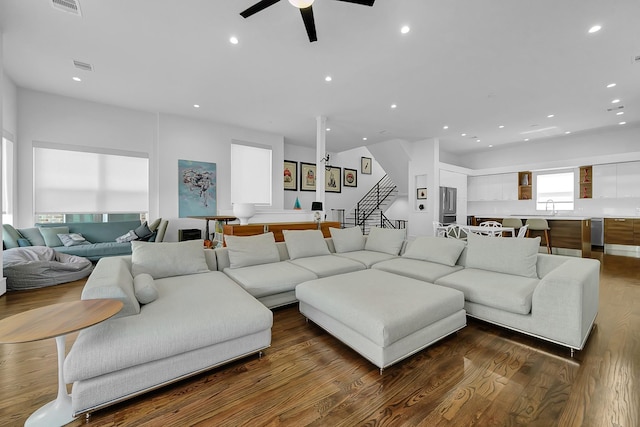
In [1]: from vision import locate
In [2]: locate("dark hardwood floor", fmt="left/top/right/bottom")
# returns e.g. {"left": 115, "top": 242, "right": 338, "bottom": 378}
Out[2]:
{"left": 1, "top": 251, "right": 638, "bottom": 426}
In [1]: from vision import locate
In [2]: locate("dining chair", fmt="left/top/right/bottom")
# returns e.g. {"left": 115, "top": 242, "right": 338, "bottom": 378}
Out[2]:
{"left": 501, "top": 218, "right": 523, "bottom": 237}
{"left": 516, "top": 224, "right": 529, "bottom": 238}
{"left": 526, "top": 218, "right": 551, "bottom": 253}
{"left": 479, "top": 221, "right": 503, "bottom": 237}
{"left": 445, "top": 224, "right": 467, "bottom": 240}
{"left": 433, "top": 221, "right": 446, "bottom": 237}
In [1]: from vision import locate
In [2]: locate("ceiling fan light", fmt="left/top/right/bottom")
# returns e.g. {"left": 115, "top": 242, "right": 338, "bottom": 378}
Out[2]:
{"left": 288, "top": 0, "right": 314, "bottom": 8}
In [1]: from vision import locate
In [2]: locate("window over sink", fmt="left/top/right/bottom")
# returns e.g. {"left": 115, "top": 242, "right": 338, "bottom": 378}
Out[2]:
{"left": 536, "top": 171, "right": 574, "bottom": 212}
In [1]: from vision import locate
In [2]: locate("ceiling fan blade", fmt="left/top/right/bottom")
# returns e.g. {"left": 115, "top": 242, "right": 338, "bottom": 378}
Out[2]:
{"left": 300, "top": 6, "right": 317, "bottom": 42}
{"left": 334, "top": 0, "right": 375, "bottom": 6}
{"left": 240, "top": 0, "right": 281, "bottom": 18}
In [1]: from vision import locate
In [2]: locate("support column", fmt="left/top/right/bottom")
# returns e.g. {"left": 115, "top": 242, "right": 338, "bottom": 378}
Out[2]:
{"left": 315, "top": 116, "right": 326, "bottom": 209}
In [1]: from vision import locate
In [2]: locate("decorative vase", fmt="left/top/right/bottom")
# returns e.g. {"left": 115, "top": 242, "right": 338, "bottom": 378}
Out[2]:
{"left": 233, "top": 203, "right": 255, "bottom": 225}
{"left": 293, "top": 197, "right": 302, "bottom": 210}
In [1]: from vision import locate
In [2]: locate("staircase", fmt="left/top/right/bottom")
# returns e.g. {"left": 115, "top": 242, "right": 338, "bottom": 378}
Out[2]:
{"left": 345, "top": 175, "right": 399, "bottom": 234}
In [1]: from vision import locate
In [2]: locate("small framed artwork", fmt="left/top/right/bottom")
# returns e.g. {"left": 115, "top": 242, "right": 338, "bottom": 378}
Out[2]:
{"left": 417, "top": 188, "right": 427, "bottom": 199}
{"left": 344, "top": 168, "right": 357, "bottom": 187}
{"left": 361, "top": 157, "right": 372, "bottom": 174}
{"left": 283, "top": 160, "right": 297, "bottom": 191}
{"left": 300, "top": 162, "right": 316, "bottom": 191}
{"left": 325, "top": 166, "right": 342, "bottom": 193}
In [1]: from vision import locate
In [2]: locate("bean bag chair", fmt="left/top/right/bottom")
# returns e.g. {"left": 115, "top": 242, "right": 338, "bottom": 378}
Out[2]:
{"left": 3, "top": 246, "right": 93, "bottom": 291}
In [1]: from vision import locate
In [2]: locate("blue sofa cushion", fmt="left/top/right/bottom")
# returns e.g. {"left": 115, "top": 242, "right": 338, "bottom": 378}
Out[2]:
{"left": 55, "top": 242, "right": 132, "bottom": 261}
{"left": 38, "top": 221, "right": 141, "bottom": 243}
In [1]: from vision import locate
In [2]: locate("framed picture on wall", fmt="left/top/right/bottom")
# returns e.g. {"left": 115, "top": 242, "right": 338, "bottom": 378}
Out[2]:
{"left": 344, "top": 168, "right": 357, "bottom": 187}
{"left": 300, "top": 162, "right": 316, "bottom": 191}
{"left": 417, "top": 188, "right": 427, "bottom": 199}
{"left": 361, "top": 157, "right": 372, "bottom": 174}
{"left": 283, "top": 160, "right": 297, "bottom": 191}
{"left": 325, "top": 166, "right": 342, "bottom": 193}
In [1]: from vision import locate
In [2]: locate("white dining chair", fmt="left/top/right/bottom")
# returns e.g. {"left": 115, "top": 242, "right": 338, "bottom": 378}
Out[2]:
{"left": 516, "top": 224, "right": 529, "bottom": 238}
{"left": 479, "top": 221, "right": 503, "bottom": 237}
{"left": 445, "top": 224, "right": 468, "bottom": 240}
{"left": 433, "top": 221, "right": 446, "bottom": 237}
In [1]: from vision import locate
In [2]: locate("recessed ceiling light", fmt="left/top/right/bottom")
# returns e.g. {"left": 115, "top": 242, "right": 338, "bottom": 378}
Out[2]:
{"left": 325, "top": 76, "right": 332, "bottom": 82}
{"left": 524, "top": 138, "right": 530, "bottom": 142}
{"left": 547, "top": 114, "right": 555, "bottom": 118}
{"left": 488, "top": 145, "right": 493, "bottom": 148}
{"left": 476, "top": 139, "right": 481, "bottom": 142}
{"left": 229, "top": 36, "right": 239, "bottom": 45}
{"left": 390, "top": 104, "right": 397, "bottom": 109}
{"left": 193, "top": 104, "right": 200, "bottom": 108}
{"left": 326, "top": 128, "right": 331, "bottom": 131}
{"left": 498, "top": 125, "right": 505, "bottom": 129}
{"left": 443, "top": 125, "right": 448, "bottom": 130}
{"left": 72, "top": 76, "right": 82, "bottom": 82}
{"left": 400, "top": 25, "right": 410, "bottom": 34}
{"left": 363, "top": 137, "right": 368, "bottom": 141}
{"left": 565, "top": 131, "right": 571, "bottom": 134}
{"left": 612, "top": 99, "right": 621, "bottom": 104}
{"left": 588, "top": 25, "right": 602, "bottom": 33}
{"left": 461, "top": 133, "right": 466, "bottom": 137}
{"left": 616, "top": 111, "right": 624, "bottom": 115}
{"left": 619, "top": 121, "right": 627, "bottom": 125}
{"left": 607, "top": 83, "right": 617, "bottom": 88}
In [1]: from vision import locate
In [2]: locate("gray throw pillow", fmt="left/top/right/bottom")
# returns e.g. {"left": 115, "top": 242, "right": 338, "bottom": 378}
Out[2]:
{"left": 283, "top": 229, "right": 330, "bottom": 260}
{"left": 134, "top": 222, "right": 153, "bottom": 240}
{"left": 57, "top": 233, "right": 91, "bottom": 247}
{"left": 225, "top": 232, "right": 280, "bottom": 269}
{"left": 403, "top": 236, "right": 466, "bottom": 266}
{"left": 18, "top": 227, "right": 47, "bottom": 246}
{"left": 329, "top": 226, "right": 366, "bottom": 253}
{"left": 465, "top": 233, "right": 540, "bottom": 278}
{"left": 133, "top": 273, "right": 159, "bottom": 304}
{"left": 116, "top": 230, "right": 139, "bottom": 243}
{"left": 131, "top": 239, "right": 210, "bottom": 279}
{"left": 365, "top": 227, "right": 406, "bottom": 255}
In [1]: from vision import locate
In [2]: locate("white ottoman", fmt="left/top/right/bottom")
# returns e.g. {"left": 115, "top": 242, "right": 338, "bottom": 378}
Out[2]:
{"left": 296, "top": 269, "right": 466, "bottom": 371}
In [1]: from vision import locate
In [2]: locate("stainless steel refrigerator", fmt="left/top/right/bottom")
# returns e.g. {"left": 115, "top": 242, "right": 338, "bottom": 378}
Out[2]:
{"left": 439, "top": 186, "right": 457, "bottom": 224}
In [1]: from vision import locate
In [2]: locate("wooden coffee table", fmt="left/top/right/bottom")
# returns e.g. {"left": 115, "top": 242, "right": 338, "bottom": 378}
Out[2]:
{"left": 0, "top": 299, "right": 123, "bottom": 426}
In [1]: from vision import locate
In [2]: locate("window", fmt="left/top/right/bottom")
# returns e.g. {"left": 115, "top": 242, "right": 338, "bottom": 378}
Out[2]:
{"left": 536, "top": 171, "right": 574, "bottom": 211}
{"left": 230, "top": 141, "right": 272, "bottom": 205}
{"left": 33, "top": 142, "right": 149, "bottom": 223}
{"left": 2, "top": 137, "right": 14, "bottom": 225}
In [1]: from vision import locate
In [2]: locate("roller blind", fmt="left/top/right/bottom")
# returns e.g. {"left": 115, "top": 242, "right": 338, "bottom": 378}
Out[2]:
{"left": 230, "top": 141, "right": 272, "bottom": 205}
{"left": 33, "top": 144, "right": 149, "bottom": 214}
{"left": 536, "top": 171, "right": 574, "bottom": 211}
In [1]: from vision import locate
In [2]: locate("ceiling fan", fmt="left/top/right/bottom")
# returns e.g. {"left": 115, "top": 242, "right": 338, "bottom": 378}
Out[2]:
{"left": 240, "top": 0, "right": 376, "bottom": 43}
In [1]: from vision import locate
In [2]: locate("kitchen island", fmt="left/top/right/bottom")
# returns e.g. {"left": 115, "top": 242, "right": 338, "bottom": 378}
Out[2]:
{"left": 471, "top": 216, "right": 591, "bottom": 257}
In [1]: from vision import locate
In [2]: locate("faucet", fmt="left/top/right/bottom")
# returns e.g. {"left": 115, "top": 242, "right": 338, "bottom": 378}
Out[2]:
{"left": 545, "top": 199, "right": 556, "bottom": 216}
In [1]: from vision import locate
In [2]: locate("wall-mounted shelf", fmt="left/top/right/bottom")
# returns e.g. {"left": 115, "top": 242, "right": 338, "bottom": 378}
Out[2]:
{"left": 518, "top": 171, "right": 532, "bottom": 200}
{"left": 579, "top": 165, "right": 592, "bottom": 199}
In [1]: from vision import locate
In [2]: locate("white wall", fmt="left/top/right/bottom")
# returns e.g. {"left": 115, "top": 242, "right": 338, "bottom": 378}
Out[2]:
{"left": 2, "top": 75, "right": 17, "bottom": 140}
{"left": 407, "top": 139, "right": 440, "bottom": 238}
{"left": 440, "top": 168, "right": 468, "bottom": 225}
{"left": 157, "top": 113, "right": 284, "bottom": 242}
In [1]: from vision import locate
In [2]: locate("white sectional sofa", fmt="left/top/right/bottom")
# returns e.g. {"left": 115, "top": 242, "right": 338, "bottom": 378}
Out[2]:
{"left": 67, "top": 226, "right": 599, "bottom": 416}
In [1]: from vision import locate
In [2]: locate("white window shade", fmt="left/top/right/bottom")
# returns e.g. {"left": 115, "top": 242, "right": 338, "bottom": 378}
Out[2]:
{"left": 34, "top": 145, "right": 149, "bottom": 214}
{"left": 231, "top": 142, "right": 272, "bottom": 205}
{"left": 536, "top": 171, "right": 574, "bottom": 211}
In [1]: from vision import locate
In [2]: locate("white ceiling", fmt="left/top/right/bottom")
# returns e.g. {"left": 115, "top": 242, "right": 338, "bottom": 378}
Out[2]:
{"left": 1, "top": 0, "right": 639, "bottom": 154}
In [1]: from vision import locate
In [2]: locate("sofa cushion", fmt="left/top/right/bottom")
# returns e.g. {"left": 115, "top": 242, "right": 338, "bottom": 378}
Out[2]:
{"left": 2, "top": 224, "right": 24, "bottom": 249}
{"left": 402, "top": 236, "right": 466, "bottom": 267}
{"left": 55, "top": 242, "right": 132, "bottom": 261}
{"left": 365, "top": 227, "right": 406, "bottom": 255}
{"left": 435, "top": 267, "right": 540, "bottom": 315}
{"left": 57, "top": 233, "right": 90, "bottom": 247}
{"left": 329, "top": 226, "right": 365, "bottom": 253}
{"left": 283, "top": 229, "right": 330, "bottom": 260}
{"left": 465, "top": 233, "right": 540, "bottom": 278}
{"left": 39, "top": 226, "right": 69, "bottom": 247}
{"left": 334, "top": 250, "right": 396, "bottom": 268}
{"left": 289, "top": 254, "right": 366, "bottom": 277}
{"left": 372, "top": 257, "right": 464, "bottom": 283}
{"left": 134, "top": 222, "right": 154, "bottom": 240}
{"left": 133, "top": 273, "right": 159, "bottom": 304}
{"left": 223, "top": 261, "right": 317, "bottom": 298}
{"left": 225, "top": 232, "right": 280, "bottom": 269}
{"left": 81, "top": 257, "right": 140, "bottom": 318}
{"left": 17, "top": 227, "right": 47, "bottom": 247}
{"left": 131, "top": 240, "right": 210, "bottom": 279}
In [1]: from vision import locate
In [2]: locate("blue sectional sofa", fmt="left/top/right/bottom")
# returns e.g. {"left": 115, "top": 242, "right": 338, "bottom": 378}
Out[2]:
{"left": 3, "top": 220, "right": 168, "bottom": 261}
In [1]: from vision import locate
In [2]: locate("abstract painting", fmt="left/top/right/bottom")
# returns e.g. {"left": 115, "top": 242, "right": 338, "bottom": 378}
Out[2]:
{"left": 178, "top": 159, "right": 217, "bottom": 217}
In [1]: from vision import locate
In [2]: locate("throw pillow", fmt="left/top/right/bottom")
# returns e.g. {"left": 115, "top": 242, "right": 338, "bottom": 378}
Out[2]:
{"left": 283, "top": 229, "right": 330, "bottom": 260}
{"left": 57, "top": 233, "right": 91, "bottom": 247}
{"left": 134, "top": 222, "right": 154, "bottom": 240}
{"left": 38, "top": 226, "right": 70, "bottom": 247}
{"left": 147, "top": 217, "right": 162, "bottom": 232}
{"left": 133, "top": 273, "right": 159, "bottom": 304}
{"left": 131, "top": 239, "right": 210, "bottom": 279}
{"left": 465, "top": 232, "right": 540, "bottom": 278}
{"left": 329, "top": 226, "right": 366, "bottom": 253}
{"left": 364, "top": 227, "right": 406, "bottom": 255}
{"left": 402, "top": 236, "right": 466, "bottom": 266}
{"left": 225, "top": 232, "right": 280, "bottom": 269}
{"left": 116, "top": 230, "right": 139, "bottom": 243}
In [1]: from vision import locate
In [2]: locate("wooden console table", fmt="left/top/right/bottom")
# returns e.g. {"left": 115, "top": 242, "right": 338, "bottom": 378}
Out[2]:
{"left": 223, "top": 221, "right": 341, "bottom": 243}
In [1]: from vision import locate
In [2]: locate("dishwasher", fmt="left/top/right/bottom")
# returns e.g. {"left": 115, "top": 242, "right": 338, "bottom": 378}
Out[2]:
{"left": 591, "top": 218, "right": 604, "bottom": 247}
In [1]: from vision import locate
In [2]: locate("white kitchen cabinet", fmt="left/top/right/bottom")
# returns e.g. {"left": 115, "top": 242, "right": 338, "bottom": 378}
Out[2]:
{"left": 501, "top": 173, "right": 518, "bottom": 200}
{"left": 467, "top": 176, "right": 480, "bottom": 201}
{"left": 468, "top": 173, "right": 517, "bottom": 201}
{"left": 592, "top": 164, "right": 617, "bottom": 198}
{"left": 616, "top": 161, "right": 640, "bottom": 198}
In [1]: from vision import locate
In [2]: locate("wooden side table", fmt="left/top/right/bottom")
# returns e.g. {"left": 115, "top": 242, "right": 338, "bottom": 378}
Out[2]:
{"left": 0, "top": 299, "right": 123, "bottom": 426}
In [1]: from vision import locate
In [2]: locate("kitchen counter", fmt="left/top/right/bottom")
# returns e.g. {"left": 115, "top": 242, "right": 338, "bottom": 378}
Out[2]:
{"left": 472, "top": 215, "right": 591, "bottom": 257}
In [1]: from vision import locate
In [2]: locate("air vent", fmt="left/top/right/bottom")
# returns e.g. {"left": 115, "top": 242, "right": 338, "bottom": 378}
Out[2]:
{"left": 73, "top": 60, "right": 93, "bottom": 72}
{"left": 634, "top": 54, "right": 640, "bottom": 64}
{"left": 607, "top": 105, "right": 624, "bottom": 112}
{"left": 51, "top": 0, "right": 82, "bottom": 16}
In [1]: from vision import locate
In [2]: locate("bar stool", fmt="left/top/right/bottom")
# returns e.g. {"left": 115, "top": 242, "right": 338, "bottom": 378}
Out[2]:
{"left": 526, "top": 218, "right": 552, "bottom": 254}
{"left": 501, "top": 218, "right": 523, "bottom": 237}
